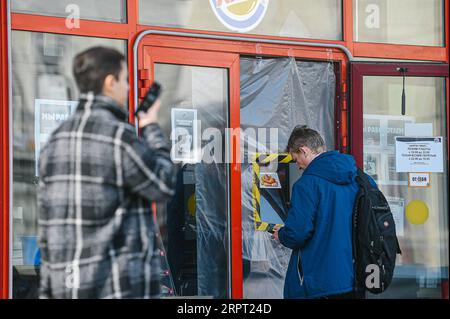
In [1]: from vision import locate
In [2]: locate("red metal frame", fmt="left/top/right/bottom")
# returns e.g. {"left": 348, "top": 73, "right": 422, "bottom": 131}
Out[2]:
{"left": 138, "top": 36, "right": 348, "bottom": 298}
{"left": 141, "top": 46, "right": 243, "bottom": 298}
{"left": 342, "top": 0, "right": 354, "bottom": 55}
{"left": 350, "top": 62, "right": 449, "bottom": 167}
{"left": 127, "top": 0, "right": 139, "bottom": 123}
{"left": 447, "top": 0, "right": 450, "bottom": 63}
{"left": 0, "top": 0, "right": 10, "bottom": 300}
{"left": 350, "top": 62, "right": 449, "bottom": 299}
{"left": 0, "top": 0, "right": 448, "bottom": 299}
{"left": 353, "top": 43, "right": 447, "bottom": 62}
{"left": 11, "top": 12, "right": 129, "bottom": 39}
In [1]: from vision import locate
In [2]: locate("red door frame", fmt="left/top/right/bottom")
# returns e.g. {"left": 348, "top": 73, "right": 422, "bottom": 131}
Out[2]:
{"left": 350, "top": 63, "right": 450, "bottom": 298}
{"left": 138, "top": 38, "right": 349, "bottom": 298}
{"left": 141, "top": 46, "right": 241, "bottom": 298}
{"left": 8, "top": 0, "right": 449, "bottom": 62}
{"left": 350, "top": 62, "right": 449, "bottom": 168}
{"left": 0, "top": 0, "right": 10, "bottom": 300}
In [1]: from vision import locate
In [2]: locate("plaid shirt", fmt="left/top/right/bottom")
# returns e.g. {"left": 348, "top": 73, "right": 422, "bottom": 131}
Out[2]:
{"left": 37, "top": 94, "right": 176, "bottom": 299}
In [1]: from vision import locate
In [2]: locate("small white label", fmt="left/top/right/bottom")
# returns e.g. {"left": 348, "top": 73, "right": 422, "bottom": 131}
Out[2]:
{"left": 409, "top": 173, "right": 430, "bottom": 188}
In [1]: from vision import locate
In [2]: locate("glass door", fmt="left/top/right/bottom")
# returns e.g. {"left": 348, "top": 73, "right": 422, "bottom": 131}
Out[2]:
{"left": 351, "top": 62, "right": 449, "bottom": 298}
{"left": 140, "top": 46, "right": 241, "bottom": 298}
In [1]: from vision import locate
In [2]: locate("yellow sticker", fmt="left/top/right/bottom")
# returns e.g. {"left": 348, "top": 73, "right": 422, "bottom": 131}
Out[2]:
{"left": 187, "top": 194, "right": 196, "bottom": 217}
{"left": 405, "top": 200, "right": 429, "bottom": 225}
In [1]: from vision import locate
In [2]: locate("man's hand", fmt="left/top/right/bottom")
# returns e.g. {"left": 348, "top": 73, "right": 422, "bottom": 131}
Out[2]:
{"left": 138, "top": 98, "right": 161, "bottom": 128}
{"left": 271, "top": 225, "right": 283, "bottom": 242}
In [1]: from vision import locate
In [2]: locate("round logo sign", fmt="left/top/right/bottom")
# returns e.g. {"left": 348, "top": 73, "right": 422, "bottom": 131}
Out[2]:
{"left": 209, "top": 0, "right": 269, "bottom": 33}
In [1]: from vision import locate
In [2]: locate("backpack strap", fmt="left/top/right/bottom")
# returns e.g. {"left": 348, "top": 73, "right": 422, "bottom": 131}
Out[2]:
{"left": 356, "top": 168, "right": 371, "bottom": 187}
{"left": 353, "top": 167, "right": 374, "bottom": 291}
{"left": 352, "top": 170, "right": 365, "bottom": 290}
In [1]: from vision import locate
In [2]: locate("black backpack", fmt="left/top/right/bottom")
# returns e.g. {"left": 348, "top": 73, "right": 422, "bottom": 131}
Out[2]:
{"left": 352, "top": 168, "right": 402, "bottom": 294}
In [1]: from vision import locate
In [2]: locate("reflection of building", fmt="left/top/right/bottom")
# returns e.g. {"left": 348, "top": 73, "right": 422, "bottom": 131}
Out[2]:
{"left": 363, "top": 115, "right": 414, "bottom": 186}
{"left": 0, "top": 0, "right": 449, "bottom": 300}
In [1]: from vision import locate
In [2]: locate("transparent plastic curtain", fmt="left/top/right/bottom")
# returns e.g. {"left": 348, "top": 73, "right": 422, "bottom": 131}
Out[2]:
{"left": 240, "top": 57, "right": 336, "bottom": 298}
{"left": 172, "top": 57, "right": 336, "bottom": 298}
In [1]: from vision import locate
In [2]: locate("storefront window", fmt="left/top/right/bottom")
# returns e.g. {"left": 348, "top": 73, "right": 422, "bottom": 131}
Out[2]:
{"left": 139, "top": 0, "right": 342, "bottom": 40}
{"left": 11, "top": 31, "right": 125, "bottom": 298}
{"left": 363, "top": 76, "right": 448, "bottom": 298}
{"left": 153, "top": 63, "right": 230, "bottom": 298}
{"left": 354, "top": 0, "right": 445, "bottom": 46}
{"left": 12, "top": 0, "right": 126, "bottom": 23}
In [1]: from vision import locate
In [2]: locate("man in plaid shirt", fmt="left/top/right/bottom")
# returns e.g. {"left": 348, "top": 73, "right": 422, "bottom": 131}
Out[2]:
{"left": 37, "top": 47, "right": 176, "bottom": 298}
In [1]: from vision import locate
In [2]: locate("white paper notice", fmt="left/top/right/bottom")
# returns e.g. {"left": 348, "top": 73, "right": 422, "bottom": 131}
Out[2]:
{"left": 395, "top": 137, "right": 444, "bottom": 173}
{"left": 171, "top": 108, "right": 198, "bottom": 163}
{"left": 386, "top": 197, "right": 405, "bottom": 237}
{"left": 35, "top": 99, "right": 77, "bottom": 176}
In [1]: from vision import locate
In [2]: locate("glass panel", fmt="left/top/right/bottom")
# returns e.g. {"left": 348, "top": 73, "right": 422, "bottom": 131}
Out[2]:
{"left": 354, "top": 0, "right": 444, "bottom": 46}
{"left": 12, "top": 0, "right": 126, "bottom": 23}
{"left": 362, "top": 76, "right": 448, "bottom": 298}
{"left": 11, "top": 30, "right": 126, "bottom": 298}
{"left": 140, "top": 0, "right": 342, "bottom": 40}
{"left": 153, "top": 63, "right": 230, "bottom": 298}
{"left": 239, "top": 57, "right": 336, "bottom": 298}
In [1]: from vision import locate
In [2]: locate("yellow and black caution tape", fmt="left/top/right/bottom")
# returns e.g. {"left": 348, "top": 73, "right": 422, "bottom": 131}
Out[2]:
{"left": 253, "top": 153, "right": 293, "bottom": 164}
{"left": 251, "top": 153, "right": 293, "bottom": 232}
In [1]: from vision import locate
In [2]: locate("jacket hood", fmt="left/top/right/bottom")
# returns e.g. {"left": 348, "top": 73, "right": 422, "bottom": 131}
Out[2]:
{"left": 302, "top": 151, "right": 357, "bottom": 185}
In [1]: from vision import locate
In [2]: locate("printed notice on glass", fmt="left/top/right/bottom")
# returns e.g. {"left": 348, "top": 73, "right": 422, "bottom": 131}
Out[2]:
{"left": 35, "top": 99, "right": 77, "bottom": 176}
{"left": 395, "top": 137, "right": 444, "bottom": 173}
{"left": 386, "top": 196, "right": 405, "bottom": 237}
{"left": 171, "top": 108, "right": 198, "bottom": 163}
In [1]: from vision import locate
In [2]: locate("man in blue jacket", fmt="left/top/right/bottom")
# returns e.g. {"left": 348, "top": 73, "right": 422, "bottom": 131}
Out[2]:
{"left": 273, "top": 126, "right": 363, "bottom": 299}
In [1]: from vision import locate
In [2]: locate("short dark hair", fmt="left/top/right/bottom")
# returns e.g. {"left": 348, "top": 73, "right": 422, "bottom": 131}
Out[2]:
{"left": 287, "top": 125, "right": 326, "bottom": 154}
{"left": 73, "top": 46, "right": 126, "bottom": 95}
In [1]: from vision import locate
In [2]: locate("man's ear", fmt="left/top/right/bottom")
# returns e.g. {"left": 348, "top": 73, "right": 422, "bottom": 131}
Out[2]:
{"left": 102, "top": 74, "right": 116, "bottom": 93}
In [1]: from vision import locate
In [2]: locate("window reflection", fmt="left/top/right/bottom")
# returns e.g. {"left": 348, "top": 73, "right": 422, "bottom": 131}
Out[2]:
{"left": 139, "top": 0, "right": 342, "bottom": 40}
{"left": 154, "top": 63, "right": 230, "bottom": 298}
{"left": 354, "top": 0, "right": 444, "bottom": 46}
{"left": 363, "top": 76, "right": 448, "bottom": 298}
{"left": 11, "top": 31, "right": 125, "bottom": 298}
{"left": 12, "top": 0, "right": 126, "bottom": 23}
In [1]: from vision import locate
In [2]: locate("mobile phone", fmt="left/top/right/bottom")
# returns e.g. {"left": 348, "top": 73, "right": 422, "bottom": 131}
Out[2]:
{"left": 135, "top": 81, "right": 161, "bottom": 116}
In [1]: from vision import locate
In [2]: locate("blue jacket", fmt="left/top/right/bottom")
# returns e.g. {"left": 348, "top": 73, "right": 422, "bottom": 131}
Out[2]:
{"left": 278, "top": 151, "right": 361, "bottom": 299}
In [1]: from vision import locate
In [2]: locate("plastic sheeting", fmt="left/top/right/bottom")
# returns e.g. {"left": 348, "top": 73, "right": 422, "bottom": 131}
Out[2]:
{"left": 240, "top": 57, "right": 336, "bottom": 298}
{"left": 192, "top": 66, "right": 229, "bottom": 298}
{"left": 162, "top": 57, "right": 336, "bottom": 299}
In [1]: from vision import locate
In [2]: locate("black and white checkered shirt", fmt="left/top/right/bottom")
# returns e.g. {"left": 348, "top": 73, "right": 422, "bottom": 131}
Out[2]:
{"left": 37, "top": 94, "right": 176, "bottom": 299}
